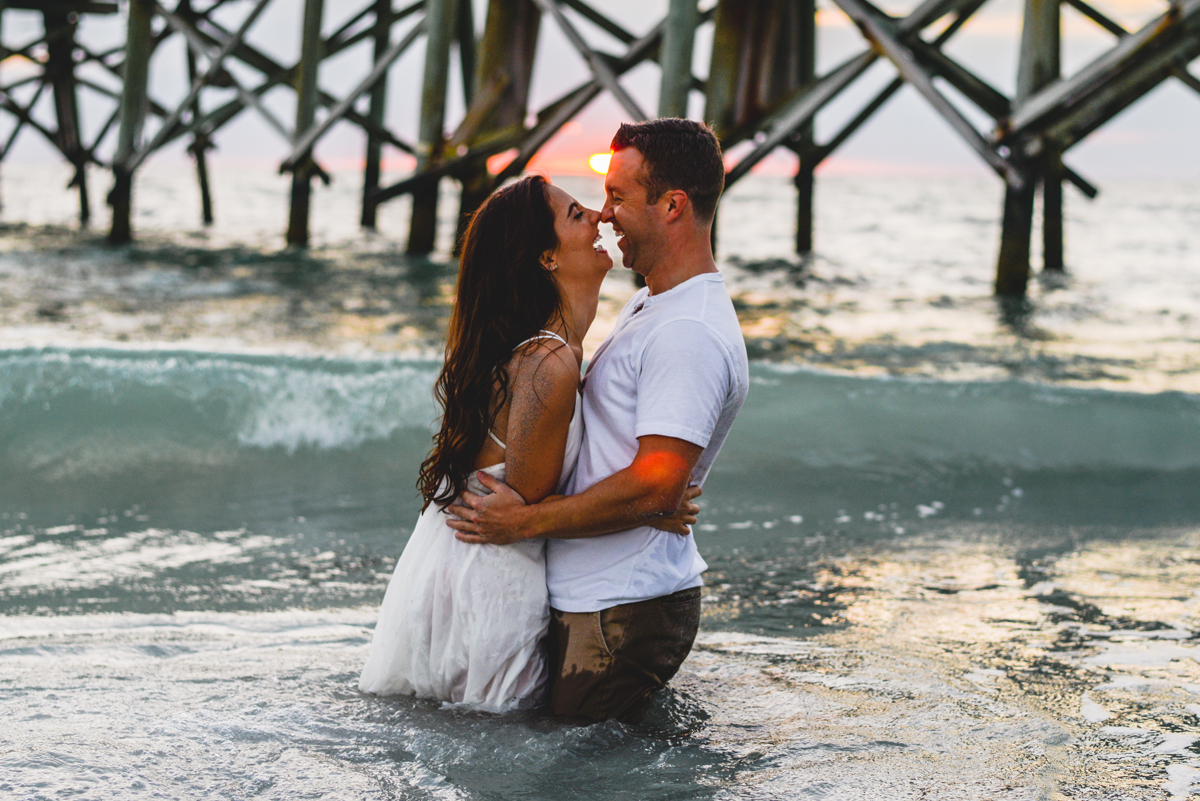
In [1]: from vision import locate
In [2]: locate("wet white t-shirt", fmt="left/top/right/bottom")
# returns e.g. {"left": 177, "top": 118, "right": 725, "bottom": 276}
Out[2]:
{"left": 546, "top": 272, "right": 749, "bottom": 613}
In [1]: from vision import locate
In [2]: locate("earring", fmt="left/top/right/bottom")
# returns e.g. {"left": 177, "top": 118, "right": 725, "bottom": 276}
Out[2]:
{"left": 548, "top": 261, "right": 558, "bottom": 271}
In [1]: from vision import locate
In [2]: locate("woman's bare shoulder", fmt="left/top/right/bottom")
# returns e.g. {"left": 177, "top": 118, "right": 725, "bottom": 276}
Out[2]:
{"left": 509, "top": 339, "right": 579, "bottom": 409}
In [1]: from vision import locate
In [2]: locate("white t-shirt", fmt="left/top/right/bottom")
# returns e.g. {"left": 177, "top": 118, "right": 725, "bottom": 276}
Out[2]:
{"left": 546, "top": 272, "right": 750, "bottom": 612}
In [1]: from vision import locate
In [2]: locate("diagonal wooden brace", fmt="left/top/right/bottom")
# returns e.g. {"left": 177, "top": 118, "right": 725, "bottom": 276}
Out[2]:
{"left": 832, "top": 0, "right": 1026, "bottom": 188}
{"left": 280, "top": 18, "right": 427, "bottom": 173}
{"left": 124, "top": 0, "right": 273, "bottom": 173}
{"left": 530, "top": 0, "right": 647, "bottom": 121}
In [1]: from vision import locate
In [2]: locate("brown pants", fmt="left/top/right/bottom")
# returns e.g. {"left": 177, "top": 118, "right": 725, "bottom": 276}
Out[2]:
{"left": 547, "top": 586, "right": 702, "bottom": 723}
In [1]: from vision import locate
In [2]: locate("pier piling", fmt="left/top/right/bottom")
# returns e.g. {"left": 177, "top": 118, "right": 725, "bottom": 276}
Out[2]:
{"left": 286, "top": 0, "right": 326, "bottom": 248}
{"left": 109, "top": 0, "right": 154, "bottom": 244}
{"left": 454, "top": 0, "right": 541, "bottom": 242}
{"left": 658, "top": 0, "right": 699, "bottom": 119}
{"left": 408, "top": 0, "right": 456, "bottom": 255}
{"left": 43, "top": 7, "right": 88, "bottom": 225}
{"left": 4, "top": 0, "right": 1197, "bottom": 297}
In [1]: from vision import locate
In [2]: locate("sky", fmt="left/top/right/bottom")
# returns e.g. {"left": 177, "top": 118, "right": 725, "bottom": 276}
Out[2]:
{"left": 1, "top": 0, "right": 1198, "bottom": 183}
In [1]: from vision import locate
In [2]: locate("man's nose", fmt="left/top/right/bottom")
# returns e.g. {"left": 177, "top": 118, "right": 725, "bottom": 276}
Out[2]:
{"left": 599, "top": 203, "right": 614, "bottom": 224}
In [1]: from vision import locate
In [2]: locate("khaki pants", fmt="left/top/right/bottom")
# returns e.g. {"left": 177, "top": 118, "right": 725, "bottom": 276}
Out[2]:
{"left": 547, "top": 586, "right": 702, "bottom": 723}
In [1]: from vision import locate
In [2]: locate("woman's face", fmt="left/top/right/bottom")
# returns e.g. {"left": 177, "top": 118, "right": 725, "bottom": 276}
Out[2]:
{"left": 543, "top": 184, "right": 613, "bottom": 281}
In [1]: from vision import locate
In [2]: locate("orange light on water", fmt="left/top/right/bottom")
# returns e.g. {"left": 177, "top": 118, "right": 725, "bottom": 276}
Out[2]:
{"left": 588, "top": 153, "right": 612, "bottom": 175}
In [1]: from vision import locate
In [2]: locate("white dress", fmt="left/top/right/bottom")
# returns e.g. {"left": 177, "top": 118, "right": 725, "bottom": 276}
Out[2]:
{"left": 359, "top": 335, "right": 582, "bottom": 713}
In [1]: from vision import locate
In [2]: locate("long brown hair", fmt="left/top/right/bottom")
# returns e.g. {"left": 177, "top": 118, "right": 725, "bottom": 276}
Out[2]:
{"left": 418, "top": 175, "right": 562, "bottom": 509}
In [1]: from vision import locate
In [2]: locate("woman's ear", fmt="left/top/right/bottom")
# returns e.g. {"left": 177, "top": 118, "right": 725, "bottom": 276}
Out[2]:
{"left": 539, "top": 249, "right": 559, "bottom": 272}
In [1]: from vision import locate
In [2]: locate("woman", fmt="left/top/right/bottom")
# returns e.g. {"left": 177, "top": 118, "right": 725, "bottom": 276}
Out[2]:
{"left": 359, "top": 176, "right": 696, "bottom": 713}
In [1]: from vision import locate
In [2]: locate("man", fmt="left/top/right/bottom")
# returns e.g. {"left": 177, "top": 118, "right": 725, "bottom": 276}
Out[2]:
{"left": 449, "top": 118, "right": 749, "bottom": 722}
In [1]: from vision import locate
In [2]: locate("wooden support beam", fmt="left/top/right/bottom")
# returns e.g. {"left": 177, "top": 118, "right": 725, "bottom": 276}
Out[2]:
{"left": 492, "top": 16, "right": 666, "bottom": 182}
{"left": 42, "top": 8, "right": 89, "bottom": 224}
{"left": 1063, "top": 0, "right": 1200, "bottom": 97}
{"left": 456, "top": 0, "right": 475, "bottom": 107}
{"left": 832, "top": 0, "right": 1025, "bottom": 189}
{"left": 127, "top": 0, "right": 272, "bottom": 174}
{"left": 361, "top": 0, "right": 391, "bottom": 230}
{"left": 1001, "top": 0, "right": 1200, "bottom": 147}
{"left": 408, "top": 0, "right": 457, "bottom": 254}
{"left": 561, "top": 0, "right": 636, "bottom": 44}
{"left": 281, "top": 18, "right": 425, "bottom": 173}
{"left": 724, "top": 0, "right": 985, "bottom": 186}
{"left": 795, "top": 0, "right": 817, "bottom": 255}
{"left": 159, "top": 4, "right": 293, "bottom": 149}
{"left": 658, "top": 0, "right": 698, "bottom": 118}
{"left": 183, "top": 3, "right": 214, "bottom": 226}
{"left": 1043, "top": 153, "right": 1064, "bottom": 271}
{"left": 186, "top": 15, "right": 416, "bottom": 155}
{"left": 455, "top": 0, "right": 541, "bottom": 239}
{"left": 997, "top": 0, "right": 1061, "bottom": 292}
{"left": 109, "top": 0, "right": 153, "bottom": 244}
{"left": 531, "top": 0, "right": 647, "bottom": 121}
{"left": 170, "top": 0, "right": 214, "bottom": 225}
{"left": 996, "top": 181, "right": 1035, "bottom": 295}
{"left": 286, "top": 0, "right": 325, "bottom": 247}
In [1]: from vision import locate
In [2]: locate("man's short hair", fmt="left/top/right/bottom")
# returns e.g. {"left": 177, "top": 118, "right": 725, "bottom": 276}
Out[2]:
{"left": 610, "top": 118, "right": 724, "bottom": 224}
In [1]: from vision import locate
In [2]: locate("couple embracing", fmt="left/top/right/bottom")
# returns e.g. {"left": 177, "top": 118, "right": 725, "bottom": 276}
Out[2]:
{"left": 359, "top": 119, "right": 749, "bottom": 723}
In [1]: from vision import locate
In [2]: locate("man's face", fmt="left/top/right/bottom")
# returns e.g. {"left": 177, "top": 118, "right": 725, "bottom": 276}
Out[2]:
{"left": 600, "top": 148, "right": 659, "bottom": 277}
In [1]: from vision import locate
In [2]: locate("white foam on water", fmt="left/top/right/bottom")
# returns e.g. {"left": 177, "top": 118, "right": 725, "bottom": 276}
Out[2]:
{"left": 0, "top": 528, "right": 285, "bottom": 592}
{"left": 1080, "top": 692, "right": 1112, "bottom": 723}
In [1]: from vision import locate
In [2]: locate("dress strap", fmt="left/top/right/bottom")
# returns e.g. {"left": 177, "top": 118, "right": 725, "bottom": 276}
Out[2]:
{"left": 487, "top": 429, "right": 507, "bottom": 450}
{"left": 513, "top": 329, "right": 567, "bottom": 350}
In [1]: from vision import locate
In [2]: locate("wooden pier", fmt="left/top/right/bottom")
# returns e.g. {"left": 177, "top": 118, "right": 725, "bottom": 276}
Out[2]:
{"left": 1, "top": 0, "right": 1197, "bottom": 295}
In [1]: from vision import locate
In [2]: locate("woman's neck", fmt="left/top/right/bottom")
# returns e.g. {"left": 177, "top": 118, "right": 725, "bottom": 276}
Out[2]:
{"left": 552, "top": 281, "right": 601, "bottom": 363}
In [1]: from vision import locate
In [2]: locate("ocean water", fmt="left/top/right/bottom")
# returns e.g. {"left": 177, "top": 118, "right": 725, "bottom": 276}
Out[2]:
{"left": 2, "top": 164, "right": 1199, "bottom": 799}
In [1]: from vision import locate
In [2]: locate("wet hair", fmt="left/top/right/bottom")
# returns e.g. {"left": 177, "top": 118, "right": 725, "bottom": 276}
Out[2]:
{"left": 610, "top": 118, "right": 725, "bottom": 223}
{"left": 417, "top": 175, "right": 561, "bottom": 510}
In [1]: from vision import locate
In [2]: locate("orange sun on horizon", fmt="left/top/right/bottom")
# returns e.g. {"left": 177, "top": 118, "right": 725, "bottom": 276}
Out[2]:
{"left": 588, "top": 153, "right": 612, "bottom": 175}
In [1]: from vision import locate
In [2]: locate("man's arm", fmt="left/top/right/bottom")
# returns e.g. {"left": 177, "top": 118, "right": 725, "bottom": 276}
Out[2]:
{"left": 447, "top": 434, "right": 702, "bottom": 545}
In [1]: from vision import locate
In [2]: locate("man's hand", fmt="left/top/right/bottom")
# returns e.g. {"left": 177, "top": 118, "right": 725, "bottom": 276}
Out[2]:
{"left": 650, "top": 485, "right": 702, "bottom": 535}
{"left": 448, "top": 472, "right": 534, "bottom": 545}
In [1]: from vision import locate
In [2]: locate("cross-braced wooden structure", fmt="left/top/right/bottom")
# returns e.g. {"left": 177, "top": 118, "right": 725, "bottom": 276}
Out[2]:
{"left": 2, "top": 0, "right": 1198, "bottom": 295}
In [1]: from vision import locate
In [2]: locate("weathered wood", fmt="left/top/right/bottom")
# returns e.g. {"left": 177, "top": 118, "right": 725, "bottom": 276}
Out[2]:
{"left": 281, "top": 18, "right": 425, "bottom": 173}
{"left": 286, "top": 0, "right": 325, "bottom": 247}
{"left": 1001, "top": 0, "right": 1200, "bottom": 145}
{"left": 361, "top": 0, "right": 390, "bottom": 230}
{"left": 1063, "top": 0, "right": 1200, "bottom": 97}
{"left": 725, "top": 0, "right": 986, "bottom": 186}
{"left": 794, "top": 0, "right": 816, "bottom": 255}
{"left": 658, "top": 0, "right": 698, "bottom": 118}
{"left": 455, "top": 0, "right": 541, "bottom": 240}
{"left": 43, "top": 8, "right": 89, "bottom": 224}
{"left": 160, "top": 5, "right": 292, "bottom": 146}
{"left": 129, "top": 0, "right": 273, "bottom": 174}
{"left": 182, "top": 1, "right": 214, "bottom": 226}
{"left": 1043, "top": 153, "right": 1064, "bottom": 272}
{"left": 408, "top": 0, "right": 457, "bottom": 255}
{"left": 493, "top": 16, "right": 667, "bottom": 182}
{"left": 456, "top": 0, "right": 475, "bottom": 107}
{"left": 186, "top": 15, "right": 416, "bottom": 155}
{"left": 831, "top": 0, "right": 1024, "bottom": 189}
{"left": 109, "top": 0, "right": 153, "bottom": 244}
{"left": 997, "top": 0, "right": 1060, "bottom": 289}
{"left": 995, "top": 180, "right": 1035, "bottom": 295}
{"left": 531, "top": 0, "right": 646, "bottom": 122}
